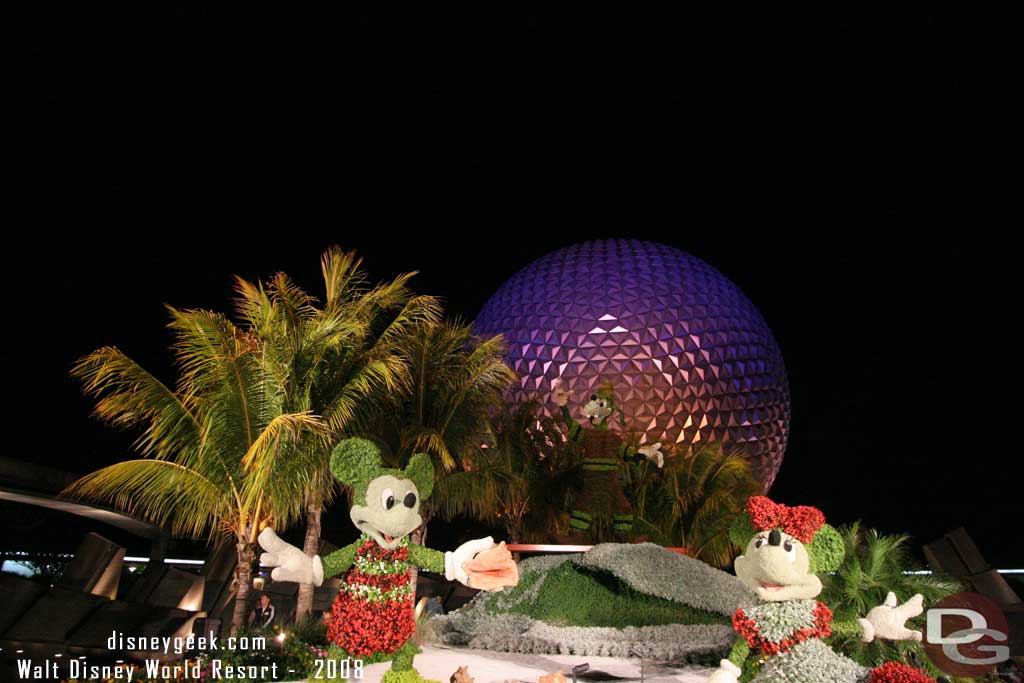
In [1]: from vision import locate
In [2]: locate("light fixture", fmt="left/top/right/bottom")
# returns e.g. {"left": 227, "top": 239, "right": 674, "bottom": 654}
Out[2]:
{"left": 252, "top": 576, "right": 265, "bottom": 590}
{"left": 55, "top": 654, "right": 63, "bottom": 658}
{"left": 16, "top": 649, "right": 24, "bottom": 654}
{"left": 276, "top": 633, "right": 286, "bottom": 642}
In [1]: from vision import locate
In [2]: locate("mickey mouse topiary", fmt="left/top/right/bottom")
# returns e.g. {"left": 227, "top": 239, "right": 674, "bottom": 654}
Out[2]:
{"left": 258, "top": 437, "right": 517, "bottom": 683}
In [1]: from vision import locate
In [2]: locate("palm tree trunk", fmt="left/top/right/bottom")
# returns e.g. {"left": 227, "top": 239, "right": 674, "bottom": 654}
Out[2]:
{"left": 231, "top": 541, "right": 256, "bottom": 636}
{"left": 295, "top": 500, "right": 322, "bottom": 622}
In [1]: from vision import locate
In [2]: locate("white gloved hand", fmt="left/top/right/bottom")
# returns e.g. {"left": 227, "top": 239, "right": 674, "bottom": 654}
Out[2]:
{"left": 444, "top": 536, "right": 495, "bottom": 586}
{"left": 258, "top": 528, "right": 324, "bottom": 587}
{"left": 551, "top": 379, "right": 570, "bottom": 407}
{"left": 859, "top": 592, "right": 924, "bottom": 642}
{"left": 708, "top": 659, "right": 741, "bottom": 683}
{"left": 637, "top": 442, "right": 664, "bottom": 468}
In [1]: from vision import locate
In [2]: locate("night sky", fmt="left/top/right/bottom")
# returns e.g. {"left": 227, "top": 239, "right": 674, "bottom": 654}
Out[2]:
{"left": 7, "top": 9, "right": 1018, "bottom": 566}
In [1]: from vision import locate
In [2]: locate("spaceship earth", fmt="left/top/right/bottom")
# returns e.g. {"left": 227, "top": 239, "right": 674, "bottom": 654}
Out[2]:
{"left": 473, "top": 239, "right": 790, "bottom": 489}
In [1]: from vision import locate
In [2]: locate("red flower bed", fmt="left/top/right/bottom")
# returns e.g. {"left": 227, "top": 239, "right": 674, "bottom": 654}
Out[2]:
{"left": 326, "top": 537, "right": 415, "bottom": 657}
{"left": 868, "top": 661, "right": 936, "bottom": 683}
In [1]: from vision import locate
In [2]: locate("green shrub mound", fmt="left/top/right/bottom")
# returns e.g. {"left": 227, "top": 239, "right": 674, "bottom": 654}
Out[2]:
{"left": 427, "top": 542, "right": 754, "bottom": 665}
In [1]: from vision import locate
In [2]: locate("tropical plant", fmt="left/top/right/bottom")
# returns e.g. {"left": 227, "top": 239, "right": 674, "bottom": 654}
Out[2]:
{"left": 65, "top": 307, "right": 327, "bottom": 633}
{"left": 232, "top": 247, "right": 440, "bottom": 620}
{"left": 378, "top": 321, "right": 517, "bottom": 550}
{"left": 822, "top": 522, "right": 964, "bottom": 678}
{"left": 487, "top": 399, "right": 581, "bottom": 543}
{"left": 626, "top": 442, "right": 762, "bottom": 567}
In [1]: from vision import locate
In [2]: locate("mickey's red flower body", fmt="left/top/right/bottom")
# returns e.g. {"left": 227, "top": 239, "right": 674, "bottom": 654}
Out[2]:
{"left": 327, "top": 536, "right": 415, "bottom": 657}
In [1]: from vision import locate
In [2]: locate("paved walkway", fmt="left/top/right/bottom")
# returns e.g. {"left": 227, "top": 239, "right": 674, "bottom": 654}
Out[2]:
{"left": 359, "top": 645, "right": 716, "bottom": 683}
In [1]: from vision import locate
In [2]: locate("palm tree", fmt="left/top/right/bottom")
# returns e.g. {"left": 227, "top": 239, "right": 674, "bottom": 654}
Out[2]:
{"left": 627, "top": 442, "right": 761, "bottom": 567}
{"left": 487, "top": 399, "right": 581, "bottom": 543}
{"left": 380, "top": 321, "right": 517, "bottom": 554}
{"left": 65, "top": 307, "right": 327, "bottom": 634}
{"left": 822, "top": 522, "right": 963, "bottom": 678}
{"left": 232, "top": 247, "right": 440, "bottom": 620}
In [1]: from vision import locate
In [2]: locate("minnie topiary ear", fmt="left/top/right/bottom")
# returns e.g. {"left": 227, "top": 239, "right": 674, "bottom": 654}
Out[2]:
{"left": 729, "top": 511, "right": 757, "bottom": 548}
{"left": 330, "top": 437, "right": 382, "bottom": 490}
{"left": 807, "top": 523, "right": 845, "bottom": 573}
{"left": 404, "top": 452, "right": 434, "bottom": 500}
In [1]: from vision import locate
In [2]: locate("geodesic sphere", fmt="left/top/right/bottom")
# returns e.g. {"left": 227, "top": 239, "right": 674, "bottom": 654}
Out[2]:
{"left": 473, "top": 239, "right": 789, "bottom": 489}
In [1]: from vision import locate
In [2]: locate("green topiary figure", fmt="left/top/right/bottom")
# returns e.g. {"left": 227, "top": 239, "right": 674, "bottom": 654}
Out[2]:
{"left": 258, "top": 438, "right": 515, "bottom": 683}
{"left": 710, "top": 496, "right": 935, "bottom": 683}
{"left": 550, "top": 379, "right": 663, "bottom": 539}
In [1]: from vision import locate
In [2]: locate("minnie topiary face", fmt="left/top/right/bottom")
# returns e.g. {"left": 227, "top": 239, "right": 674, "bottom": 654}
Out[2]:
{"left": 730, "top": 496, "right": 845, "bottom": 602}
{"left": 330, "top": 437, "right": 434, "bottom": 550}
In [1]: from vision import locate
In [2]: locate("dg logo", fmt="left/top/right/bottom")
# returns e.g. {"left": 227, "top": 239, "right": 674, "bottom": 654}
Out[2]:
{"left": 924, "top": 592, "right": 1010, "bottom": 678}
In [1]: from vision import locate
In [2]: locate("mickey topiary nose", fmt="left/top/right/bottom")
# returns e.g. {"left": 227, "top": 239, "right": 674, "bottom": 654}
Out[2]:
{"left": 768, "top": 529, "right": 782, "bottom": 546}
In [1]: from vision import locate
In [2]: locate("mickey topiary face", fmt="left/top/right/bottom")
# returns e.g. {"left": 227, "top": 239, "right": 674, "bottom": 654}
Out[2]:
{"left": 330, "top": 437, "right": 434, "bottom": 550}
{"left": 729, "top": 496, "right": 845, "bottom": 602}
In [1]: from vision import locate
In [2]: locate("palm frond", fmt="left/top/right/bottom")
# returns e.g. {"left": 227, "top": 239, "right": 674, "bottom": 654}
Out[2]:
{"left": 62, "top": 459, "right": 223, "bottom": 539}
{"left": 71, "top": 347, "right": 201, "bottom": 461}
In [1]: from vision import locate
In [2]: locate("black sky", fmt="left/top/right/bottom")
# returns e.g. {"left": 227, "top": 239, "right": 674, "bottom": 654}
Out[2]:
{"left": 6, "top": 8, "right": 1019, "bottom": 566}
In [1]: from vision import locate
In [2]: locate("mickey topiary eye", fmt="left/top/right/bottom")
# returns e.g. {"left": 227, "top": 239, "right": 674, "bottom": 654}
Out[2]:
{"left": 590, "top": 394, "right": 598, "bottom": 401}
{"left": 382, "top": 488, "right": 396, "bottom": 510}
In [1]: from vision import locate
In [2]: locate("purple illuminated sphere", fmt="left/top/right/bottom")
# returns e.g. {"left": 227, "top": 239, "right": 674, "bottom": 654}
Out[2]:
{"left": 473, "top": 239, "right": 789, "bottom": 489}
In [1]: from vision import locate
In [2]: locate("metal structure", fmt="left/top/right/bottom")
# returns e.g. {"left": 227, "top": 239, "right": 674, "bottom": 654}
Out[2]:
{"left": 474, "top": 239, "right": 790, "bottom": 488}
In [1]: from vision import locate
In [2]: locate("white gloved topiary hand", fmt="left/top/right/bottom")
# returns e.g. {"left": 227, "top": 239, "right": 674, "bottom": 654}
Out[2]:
{"left": 637, "top": 442, "right": 664, "bottom": 468}
{"left": 444, "top": 536, "right": 495, "bottom": 586}
{"left": 708, "top": 659, "right": 741, "bottom": 683}
{"left": 551, "top": 379, "right": 571, "bottom": 407}
{"left": 258, "top": 528, "right": 324, "bottom": 587}
{"left": 859, "top": 592, "right": 924, "bottom": 642}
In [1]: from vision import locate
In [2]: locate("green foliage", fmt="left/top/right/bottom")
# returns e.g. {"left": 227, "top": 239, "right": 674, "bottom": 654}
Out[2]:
{"left": 407, "top": 544, "right": 445, "bottom": 574}
{"left": 368, "top": 321, "right": 517, "bottom": 532}
{"left": 822, "top": 522, "right": 964, "bottom": 677}
{"left": 232, "top": 247, "right": 441, "bottom": 620}
{"left": 66, "top": 303, "right": 331, "bottom": 632}
{"left": 403, "top": 453, "right": 434, "bottom": 500}
{"left": 381, "top": 669, "right": 440, "bottom": 683}
{"left": 491, "top": 560, "right": 727, "bottom": 628}
{"left": 330, "top": 437, "right": 383, "bottom": 498}
{"left": 214, "top": 626, "right": 330, "bottom": 682}
{"left": 807, "top": 523, "right": 845, "bottom": 573}
{"left": 729, "top": 512, "right": 757, "bottom": 547}
{"left": 486, "top": 399, "right": 581, "bottom": 543}
{"left": 628, "top": 442, "right": 762, "bottom": 567}
{"left": 289, "top": 613, "right": 329, "bottom": 646}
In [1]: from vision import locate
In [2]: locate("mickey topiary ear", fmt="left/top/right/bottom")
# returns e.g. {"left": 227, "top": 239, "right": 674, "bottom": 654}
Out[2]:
{"left": 404, "top": 452, "right": 434, "bottom": 500}
{"left": 330, "top": 437, "right": 382, "bottom": 490}
{"left": 729, "top": 511, "right": 757, "bottom": 548}
{"left": 807, "top": 523, "right": 845, "bottom": 574}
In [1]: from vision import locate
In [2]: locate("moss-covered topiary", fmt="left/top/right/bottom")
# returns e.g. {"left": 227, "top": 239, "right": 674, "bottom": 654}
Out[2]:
{"left": 807, "top": 523, "right": 845, "bottom": 574}
{"left": 428, "top": 542, "right": 753, "bottom": 664}
{"left": 381, "top": 671, "right": 440, "bottom": 683}
{"left": 490, "top": 560, "right": 728, "bottom": 628}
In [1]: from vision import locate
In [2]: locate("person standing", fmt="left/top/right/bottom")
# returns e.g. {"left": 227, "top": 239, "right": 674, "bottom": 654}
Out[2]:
{"left": 249, "top": 593, "right": 275, "bottom": 628}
